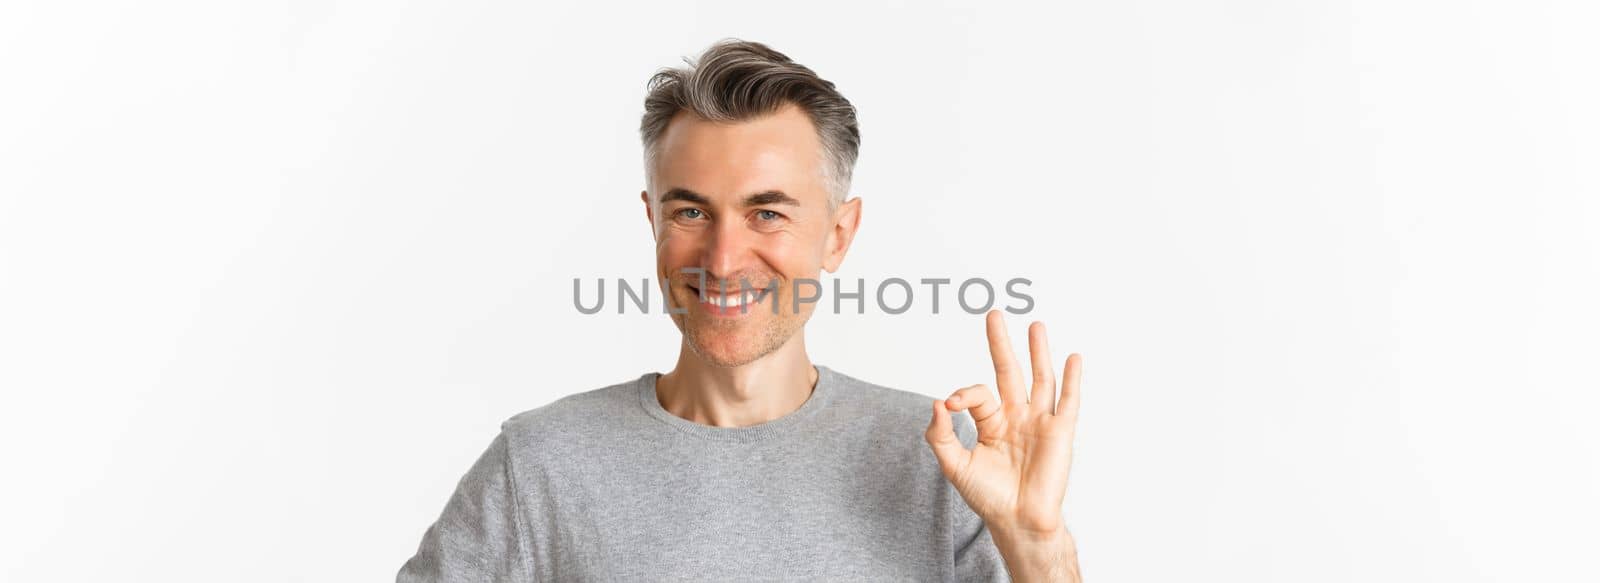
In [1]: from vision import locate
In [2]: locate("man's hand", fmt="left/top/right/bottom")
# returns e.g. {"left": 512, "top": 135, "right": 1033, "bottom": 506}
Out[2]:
{"left": 925, "top": 309, "right": 1083, "bottom": 582}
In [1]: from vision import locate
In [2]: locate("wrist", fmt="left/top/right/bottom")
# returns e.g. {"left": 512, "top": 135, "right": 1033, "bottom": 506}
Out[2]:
{"left": 991, "top": 522, "right": 1073, "bottom": 549}
{"left": 988, "top": 524, "right": 1079, "bottom": 583}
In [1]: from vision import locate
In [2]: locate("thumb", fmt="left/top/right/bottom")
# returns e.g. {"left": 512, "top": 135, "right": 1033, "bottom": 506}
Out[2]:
{"left": 924, "top": 399, "right": 971, "bottom": 481}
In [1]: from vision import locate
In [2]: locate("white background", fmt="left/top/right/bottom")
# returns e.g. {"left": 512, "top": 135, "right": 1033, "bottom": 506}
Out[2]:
{"left": 2, "top": 1, "right": 1596, "bottom": 581}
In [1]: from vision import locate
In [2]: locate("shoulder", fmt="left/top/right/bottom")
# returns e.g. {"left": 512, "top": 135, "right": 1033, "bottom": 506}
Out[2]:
{"left": 822, "top": 366, "right": 979, "bottom": 446}
{"left": 495, "top": 373, "right": 649, "bottom": 443}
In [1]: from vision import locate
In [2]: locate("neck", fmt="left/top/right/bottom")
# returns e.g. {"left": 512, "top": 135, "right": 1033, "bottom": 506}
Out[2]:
{"left": 655, "top": 332, "right": 819, "bottom": 428}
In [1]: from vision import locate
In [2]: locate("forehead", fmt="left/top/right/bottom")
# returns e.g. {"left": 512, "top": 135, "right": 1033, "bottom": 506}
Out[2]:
{"left": 653, "top": 103, "right": 827, "bottom": 200}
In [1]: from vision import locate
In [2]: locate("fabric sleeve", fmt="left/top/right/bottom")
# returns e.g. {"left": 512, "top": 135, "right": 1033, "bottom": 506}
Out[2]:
{"left": 397, "top": 430, "right": 535, "bottom": 583}
{"left": 951, "top": 412, "right": 1013, "bottom": 582}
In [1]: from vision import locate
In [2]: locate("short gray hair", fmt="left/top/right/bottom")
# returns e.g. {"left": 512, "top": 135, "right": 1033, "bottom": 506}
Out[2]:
{"left": 640, "top": 39, "right": 861, "bottom": 206}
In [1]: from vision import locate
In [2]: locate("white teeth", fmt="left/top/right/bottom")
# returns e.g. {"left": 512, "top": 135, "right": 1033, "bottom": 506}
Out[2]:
{"left": 701, "top": 290, "right": 764, "bottom": 308}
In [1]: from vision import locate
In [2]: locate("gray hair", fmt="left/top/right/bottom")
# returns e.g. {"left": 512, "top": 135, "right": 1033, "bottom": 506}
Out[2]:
{"left": 640, "top": 39, "right": 861, "bottom": 207}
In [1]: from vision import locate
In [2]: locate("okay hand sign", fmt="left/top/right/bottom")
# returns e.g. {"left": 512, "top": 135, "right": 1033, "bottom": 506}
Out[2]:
{"left": 925, "top": 310, "right": 1084, "bottom": 536}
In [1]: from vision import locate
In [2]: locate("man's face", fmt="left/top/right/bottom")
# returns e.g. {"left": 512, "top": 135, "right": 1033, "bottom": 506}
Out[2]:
{"left": 643, "top": 103, "right": 860, "bottom": 368}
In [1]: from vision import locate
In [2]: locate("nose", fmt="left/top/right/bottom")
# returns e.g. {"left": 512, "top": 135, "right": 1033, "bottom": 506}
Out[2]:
{"left": 700, "top": 217, "right": 756, "bottom": 287}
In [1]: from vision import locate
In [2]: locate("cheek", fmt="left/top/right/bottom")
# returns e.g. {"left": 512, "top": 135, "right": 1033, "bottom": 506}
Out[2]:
{"left": 753, "top": 233, "right": 824, "bottom": 278}
{"left": 656, "top": 231, "right": 701, "bottom": 264}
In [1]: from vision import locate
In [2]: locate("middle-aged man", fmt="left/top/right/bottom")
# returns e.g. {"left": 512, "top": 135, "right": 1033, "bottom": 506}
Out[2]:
{"left": 398, "top": 39, "right": 1085, "bottom": 582}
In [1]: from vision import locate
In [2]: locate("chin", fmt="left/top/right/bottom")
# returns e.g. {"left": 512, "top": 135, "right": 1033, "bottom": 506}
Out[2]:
{"left": 683, "top": 310, "right": 815, "bottom": 368}
{"left": 685, "top": 326, "right": 770, "bottom": 368}
{"left": 690, "top": 345, "right": 761, "bottom": 368}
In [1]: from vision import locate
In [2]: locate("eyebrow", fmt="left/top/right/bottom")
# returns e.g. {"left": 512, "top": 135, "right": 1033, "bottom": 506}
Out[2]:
{"left": 661, "top": 188, "right": 802, "bottom": 207}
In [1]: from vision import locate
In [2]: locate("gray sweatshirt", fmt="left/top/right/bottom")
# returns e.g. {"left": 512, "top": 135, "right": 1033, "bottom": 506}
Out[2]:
{"left": 396, "top": 365, "right": 1010, "bottom": 582}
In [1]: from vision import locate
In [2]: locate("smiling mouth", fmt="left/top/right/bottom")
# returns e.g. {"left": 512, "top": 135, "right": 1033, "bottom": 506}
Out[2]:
{"left": 686, "top": 284, "right": 773, "bottom": 312}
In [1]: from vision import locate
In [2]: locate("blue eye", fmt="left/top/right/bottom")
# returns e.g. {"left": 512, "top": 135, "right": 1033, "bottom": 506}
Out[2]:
{"left": 676, "top": 208, "right": 704, "bottom": 220}
{"left": 756, "top": 210, "right": 781, "bottom": 221}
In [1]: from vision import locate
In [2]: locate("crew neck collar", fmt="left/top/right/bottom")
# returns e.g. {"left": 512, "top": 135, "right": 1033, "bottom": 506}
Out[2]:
{"left": 636, "top": 365, "right": 837, "bottom": 443}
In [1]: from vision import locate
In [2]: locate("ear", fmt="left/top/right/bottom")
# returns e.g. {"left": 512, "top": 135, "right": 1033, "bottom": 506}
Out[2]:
{"left": 821, "top": 196, "right": 863, "bottom": 273}
{"left": 640, "top": 190, "right": 655, "bottom": 235}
